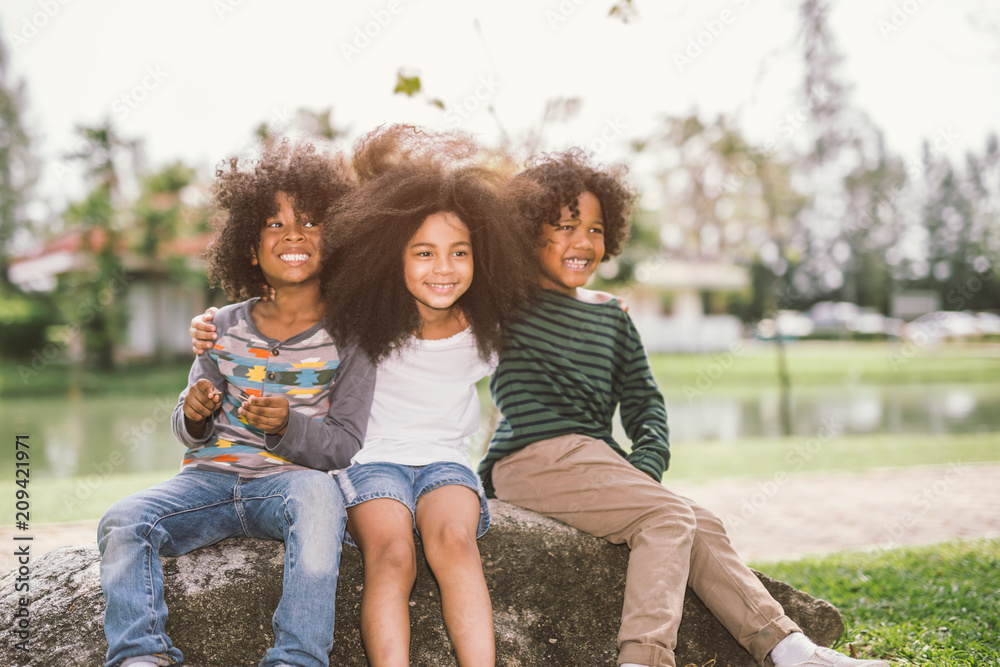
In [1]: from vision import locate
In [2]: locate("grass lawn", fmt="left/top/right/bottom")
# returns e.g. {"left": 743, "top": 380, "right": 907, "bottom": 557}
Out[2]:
{"left": 754, "top": 538, "right": 1000, "bottom": 666}
{"left": 0, "top": 359, "right": 190, "bottom": 398}
{"left": 3, "top": 341, "right": 999, "bottom": 398}
{"left": 649, "top": 340, "right": 1000, "bottom": 387}
{"left": 666, "top": 432, "right": 1000, "bottom": 482}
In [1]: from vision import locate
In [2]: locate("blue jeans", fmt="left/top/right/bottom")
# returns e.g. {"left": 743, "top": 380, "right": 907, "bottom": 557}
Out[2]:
{"left": 98, "top": 468, "right": 346, "bottom": 667}
{"left": 336, "top": 461, "right": 490, "bottom": 540}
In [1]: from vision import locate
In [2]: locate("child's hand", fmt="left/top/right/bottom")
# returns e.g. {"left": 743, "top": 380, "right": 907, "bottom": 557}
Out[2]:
{"left": 190, "top": 307, "right": 219, "bottom": 355}
{"left": 239, "top": 396, "right": 290, "bottom": 436}
{"left": 616, "top": 296, "right": 629, "bottom": 313}
{"left": 182, "top": 379, "right": 222, "bottom": 436}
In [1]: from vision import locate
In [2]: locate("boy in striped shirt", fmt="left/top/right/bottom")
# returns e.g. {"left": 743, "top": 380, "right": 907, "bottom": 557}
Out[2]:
{"left": 478, "top": 150, "right": 887, "bottom": 667}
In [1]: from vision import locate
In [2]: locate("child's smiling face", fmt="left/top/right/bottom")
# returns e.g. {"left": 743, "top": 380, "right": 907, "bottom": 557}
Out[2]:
{"left": 403, "top": 211, "right": 474, "bottom": 319}
{"left": 252, "top": 191, "right": 322, "bottom": 288}
{"left": 536, "top": 190, "right": 605, "bottom": 297}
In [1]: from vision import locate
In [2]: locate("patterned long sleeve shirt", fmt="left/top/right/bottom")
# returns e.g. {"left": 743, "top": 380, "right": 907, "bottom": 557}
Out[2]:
{"left": 170, "top": 298, "right": 376, "bottom": 477}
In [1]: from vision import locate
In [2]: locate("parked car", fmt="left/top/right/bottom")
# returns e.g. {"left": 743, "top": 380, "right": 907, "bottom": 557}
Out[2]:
{"left": 756, "top": 310, "right": 815, "bottom": 339}
{"left": 902, "top": 311, "right": 982, "bottom": 342}
{"left": 975, "top": 311, "right": 1000, "bottom": 336}
{"left": 846, "top": 309, "right": 903, "bottom": 337}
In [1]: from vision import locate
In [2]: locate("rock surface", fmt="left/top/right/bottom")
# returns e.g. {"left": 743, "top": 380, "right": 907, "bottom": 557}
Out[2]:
{"left": 0, "top": 500, "right": 843, "bottom": 666}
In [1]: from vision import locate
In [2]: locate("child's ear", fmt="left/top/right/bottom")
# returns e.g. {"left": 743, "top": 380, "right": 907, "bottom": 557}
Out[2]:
{"left": 250, "top": 247, "right": 258, "bottom": 266}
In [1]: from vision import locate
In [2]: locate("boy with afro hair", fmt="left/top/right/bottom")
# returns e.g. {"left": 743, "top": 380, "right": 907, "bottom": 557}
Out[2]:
{"left": 98, "top": 141, "right": 375, "bottom": 667}
{"left": 479, "top": 150, "right": 888, "bottom": 667}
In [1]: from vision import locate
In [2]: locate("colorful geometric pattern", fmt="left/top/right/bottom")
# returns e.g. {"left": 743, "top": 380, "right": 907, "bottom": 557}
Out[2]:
{"left": 182, "top": 307, "right": 341, "bottom": 477}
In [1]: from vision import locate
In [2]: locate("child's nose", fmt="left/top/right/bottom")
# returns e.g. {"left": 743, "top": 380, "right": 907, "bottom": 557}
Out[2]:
{"left": 434, "top": 257, "right": 455, "bottom": 274}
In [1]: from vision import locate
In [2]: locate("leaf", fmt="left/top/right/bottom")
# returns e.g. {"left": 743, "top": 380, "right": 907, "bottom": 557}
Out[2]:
{"left": 393, "top": 70, "right": 422, "bottom": 97}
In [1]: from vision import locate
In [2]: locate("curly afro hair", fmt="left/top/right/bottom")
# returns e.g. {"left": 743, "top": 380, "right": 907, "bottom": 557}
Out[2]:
{"left": 321, "top": 125, "right": 534, "bottom": 364}
{"left": 206, "top": 140, "right": 354, "bottom": 300}
{"left": 515, "top": 148, "right": 636, "bottom": 260}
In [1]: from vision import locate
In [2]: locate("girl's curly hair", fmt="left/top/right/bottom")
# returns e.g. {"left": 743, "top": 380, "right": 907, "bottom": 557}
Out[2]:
{"left": 206, "top": 140, "right": 354, "bottom": 300}
{"left": 515, "top": 148, "right": 636, "bottom": 260}
{"left": 321, "top": 125, "right": 534, "bottom": 364}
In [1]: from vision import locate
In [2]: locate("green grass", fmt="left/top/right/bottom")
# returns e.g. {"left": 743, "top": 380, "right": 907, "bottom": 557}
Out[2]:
{"left": 666, "top": 432, "right": 1000, "bottom": 482}
{"left": 650, "top": 341, "right": 1000, "bottom": 387}
{"left": 4, "top": 341, "right": 999, "bottom": 398}
{"left": 752, "top": 539, "right": 1000, "bottom": 665}
{"left": 0, "top": 359, "right": 190, "bottom": 398}
{"left": 3, "top": 470, "right": 177, "bottom": 525}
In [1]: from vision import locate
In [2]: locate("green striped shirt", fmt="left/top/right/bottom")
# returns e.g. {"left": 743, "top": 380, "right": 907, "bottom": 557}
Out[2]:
{"left": 479, "top": 289, "right": 670, "bottom": 495}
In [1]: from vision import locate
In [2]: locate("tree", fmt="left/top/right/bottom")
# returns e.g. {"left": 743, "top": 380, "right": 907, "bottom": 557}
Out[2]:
{"left": 58, "top": 122, "right": 141, "bottom": 370}
{"left": 0, "top": 27, "right": 38, "bottom": 288}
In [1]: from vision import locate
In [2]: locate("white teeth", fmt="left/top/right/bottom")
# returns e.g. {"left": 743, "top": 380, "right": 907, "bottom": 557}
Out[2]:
{"left": 280, "top": 253, "right": 308, "bottom": 262}
{"left": 565, "top": 258, "right": 588, "bottom": 268}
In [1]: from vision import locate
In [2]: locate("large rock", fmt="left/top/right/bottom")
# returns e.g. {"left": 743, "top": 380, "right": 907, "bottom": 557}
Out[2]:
{"left": 0, "top": 501, "right": 843, "bottom": 666}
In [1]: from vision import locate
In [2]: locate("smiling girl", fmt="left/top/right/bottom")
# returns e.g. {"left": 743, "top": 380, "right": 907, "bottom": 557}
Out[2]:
{"left": 319, "top": 126, "right": 532, "bottom": 666}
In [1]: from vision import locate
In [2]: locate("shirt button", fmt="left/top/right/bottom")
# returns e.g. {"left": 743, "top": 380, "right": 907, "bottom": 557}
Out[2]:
{"left": 267, "top": 372, "right": 276, "bottom": 381}
{"left": 271, "top": 348, "right": 279, "bottom": 356}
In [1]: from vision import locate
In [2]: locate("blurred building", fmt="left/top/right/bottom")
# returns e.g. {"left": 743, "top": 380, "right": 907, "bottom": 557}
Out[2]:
{"left": 626, "top": 259, "right": 748, "bottom": 352}
{"left": 7, "top": 229, "right": 213, "bottom": 361}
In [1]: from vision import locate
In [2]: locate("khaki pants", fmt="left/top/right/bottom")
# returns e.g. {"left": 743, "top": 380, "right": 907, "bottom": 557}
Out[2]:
{"left": 492, "top": 434, "right": 800, "bottom": 667}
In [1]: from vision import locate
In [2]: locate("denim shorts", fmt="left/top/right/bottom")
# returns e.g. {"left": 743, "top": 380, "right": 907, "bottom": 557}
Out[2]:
{"left": 336, "top": 461, "right": 490, "bottom": 540}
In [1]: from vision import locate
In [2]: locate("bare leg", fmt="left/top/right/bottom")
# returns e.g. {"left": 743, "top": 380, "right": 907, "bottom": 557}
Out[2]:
{"left": 416, "top": 485, "right": 495, "bottom": 666}
{"left": 347, "top": 499, "right": 417, "bottom": 667}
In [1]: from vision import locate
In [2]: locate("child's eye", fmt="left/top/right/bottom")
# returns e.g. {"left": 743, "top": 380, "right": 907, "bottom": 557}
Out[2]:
{"left": 590, "top": 227, "right": 605, "bottom": 235}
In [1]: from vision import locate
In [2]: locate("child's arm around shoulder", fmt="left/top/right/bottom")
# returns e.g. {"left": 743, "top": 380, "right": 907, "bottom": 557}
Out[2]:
{"left": 577, "top": 287, "right": 629, "bottom": 312}
{"left": 261, "top": 341, "right": 377, "bottom": 472}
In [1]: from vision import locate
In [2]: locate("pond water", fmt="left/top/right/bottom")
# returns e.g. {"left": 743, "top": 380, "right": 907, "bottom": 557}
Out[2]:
{"left": 3, "top": 383, "right": 999, "bottom": 479}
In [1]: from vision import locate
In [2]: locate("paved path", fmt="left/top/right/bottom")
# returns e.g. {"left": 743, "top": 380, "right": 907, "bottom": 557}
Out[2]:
{"left": 2, "top": 463, "right": 998, "bottom": 574}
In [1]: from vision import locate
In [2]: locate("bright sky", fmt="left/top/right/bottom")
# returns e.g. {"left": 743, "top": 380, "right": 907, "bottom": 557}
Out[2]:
{"left": 2, "top": 0, "right": 998, "bottom": 218}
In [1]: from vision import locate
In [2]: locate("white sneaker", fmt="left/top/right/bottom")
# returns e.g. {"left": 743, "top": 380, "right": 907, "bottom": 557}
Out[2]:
{"left": 779, "top": 646, "right": 889, "bottom": 667}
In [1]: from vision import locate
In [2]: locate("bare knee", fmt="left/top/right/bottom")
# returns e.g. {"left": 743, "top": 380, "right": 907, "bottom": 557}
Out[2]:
{"left": 423, "top": 522, "right": 479, "bottom": 566}
{"left": 365, "top": 537, "right": 417, "bottom": 581}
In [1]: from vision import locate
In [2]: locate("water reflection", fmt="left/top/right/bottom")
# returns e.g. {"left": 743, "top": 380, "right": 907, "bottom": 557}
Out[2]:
{"left": 2, "top": 383, "right": 998, "bottom": 478}
{"left": 662, "top": 383, "right": 1000, "bottom": 443}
